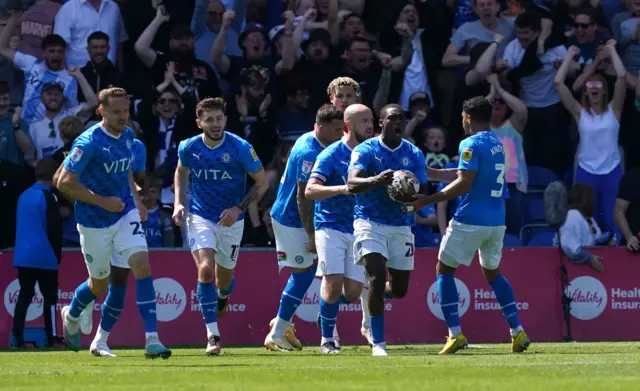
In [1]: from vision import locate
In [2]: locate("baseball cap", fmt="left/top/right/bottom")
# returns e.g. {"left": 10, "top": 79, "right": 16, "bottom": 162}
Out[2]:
{"left": 409, "top": 91, "right": 431, "bottom": 106}
{"left": 302, "top": 28, "right": 331, "bottom": 52}
{"left": 41, "top": 81, "right": 64, "bottom": 94}
{"left": 170, "top": 24, "right": 194, "bottom": 39}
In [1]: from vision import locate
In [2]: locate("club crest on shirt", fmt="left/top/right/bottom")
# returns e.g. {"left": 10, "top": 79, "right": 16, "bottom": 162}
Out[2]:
{"left": 302, "top": 160, "right": 313, "bottom": 174}
{"left": 222, "top": 152, "right": 231, "bottom": 163}
{"left": 462, "top": 148, "right": 473, "bottom": 162}
{"left": 126, "top": 140, "right": 132, "bottom": 150}
{"left": 402, "top": 157, "right": 409, "bottom": 166}
{"left": 70, "top": 147, "right": 83, "bottom": 163}
{"left": 250, "top": 147, "right": 258, "bottom": 161}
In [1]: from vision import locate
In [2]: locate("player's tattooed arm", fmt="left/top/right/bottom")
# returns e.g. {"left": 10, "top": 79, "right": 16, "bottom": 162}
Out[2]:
{"left": 297, "top": 182, "right": 315, "bottom": 236}
{"left": 347, "top": 168, "right": 394, "bottom": 194}
{"left": 238, "top": 167, "right": 268, "bottom": 210}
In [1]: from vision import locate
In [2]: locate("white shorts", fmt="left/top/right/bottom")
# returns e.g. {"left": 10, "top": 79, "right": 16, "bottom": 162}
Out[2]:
{"left": 78, "top": 209, "right": 148, "bottom": 279}
{"left": 186, "top": 213, "right": 244, "bottom": 270}
{"left": 316, "top": 228, "right": 365, "bottom": 283}
{"left": 353, "top": 219, "right": 414, "bottom": 271}
{"left": 438, "top": 219, "right": 506, "bottom": 270}
{"left": 272, "top": 220, "right": 316, "bottom": 268}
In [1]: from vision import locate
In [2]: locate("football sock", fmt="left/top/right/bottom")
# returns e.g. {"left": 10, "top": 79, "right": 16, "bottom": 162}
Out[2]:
{"left": 69, "top": 280, "right": 96, "bottom": 319}
{"left": 370, "top": 315, "right": 384, "bottom": 344}
{"left": 197, "top": 281, "right": 219, "bottom": 337}
{"left": 320, "top": 297, "right": 339, "bottom": 341}
{"left": 274, "top": 266, "right": 316, "bottom": 336}
{"left": 438, "top": 273, "right": 461, "bottom": 337}
{"left": 99, "top": 285, "right": 126, "bottom": 333}
{"left": 135, "top": 276, "right": 158, "bottom": 336}
{"left": 217, "top": 276, "right": 235, "bottom": 299}
{"left": 489, "top": 274, "right": 522, "bottom": 333}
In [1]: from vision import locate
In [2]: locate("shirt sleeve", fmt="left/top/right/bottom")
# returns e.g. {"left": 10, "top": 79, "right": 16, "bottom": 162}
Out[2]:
{"left": 457, "top": 139, "right": 479, "bottom": 172}
{"left": 414, "top": 149, "right": 428, "bottom": 185}
{"left": 133, "top": 141, "right": 147, "bottom": 173}
{"left": 295, "top": 149, "right": 317, "bottom": 184}
{"left": 502, "top": 41, "right": 518, "bottom": 68}
{"left": 348, "top": 144, "right": 370, "bottom": 173}
{"left": 12, "top": 52, "right": 37, "bottom": 72}
{"left": 178, "top": 140, "right": 189, "bottom": 168}
{"left": 449, "top": 26, "right": 466, "bottom": 50}
{"left": 310, "top": 150, "right": 332, "bottom": 184}
{"left": 238, "top": 140, "right": 262, "bottom": 174}
{"left": 63, "top": 135, "right": 95, "bottom": 175}
{"left": 53, "top": 4, "right": 72, "bottom": 45}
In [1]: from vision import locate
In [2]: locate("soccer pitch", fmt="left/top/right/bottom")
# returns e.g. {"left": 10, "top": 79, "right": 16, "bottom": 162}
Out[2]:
{"left": 1, "top": 342, "right": 638, "bottom": 390}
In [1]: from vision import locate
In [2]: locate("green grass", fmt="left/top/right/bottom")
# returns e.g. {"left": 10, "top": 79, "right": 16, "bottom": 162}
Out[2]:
{"left": 1, "top": 343, "right": 638, "bottom": 390}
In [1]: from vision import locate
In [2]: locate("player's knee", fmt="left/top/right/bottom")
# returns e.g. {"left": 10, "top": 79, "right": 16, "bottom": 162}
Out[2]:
{"left": 342, "top": 281, "right": 363, "bottom": 303}
{"left": 321, "top": 275, "right": 343, "bottom": 302}
{"left": 110, "top": 267, "right": 130, "bottom": 286}
{"left": 436, "top": 260, "right": 456, "bottom": 275}
{"left": 198, "top": 263, "right": 215, "bottom": 283}
{"left": 89, "top": 278, "right": 109, "bottom": 296}
{"left": 482, "top": 267, "right": 500, "bottom": 282}
{"left": 128, "top": 251, "right": 151, "bottom": 278}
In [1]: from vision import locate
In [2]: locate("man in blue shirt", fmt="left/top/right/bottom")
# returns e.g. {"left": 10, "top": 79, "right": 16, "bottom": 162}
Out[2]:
{"left": 264, "top": 104, "right": 344, "bottom": 352}
{"left": 173, "top": 97, "right": 267, "bottom": 356}
{"left": 407, "top": 96, "right": 530, "bottom": 355}
{"left": 55, "top": 87, "right": 170, "bottom": 359}
{"left": 347, "top": 104, "right": 428, "bottom": 357}
{"left": 12, "top": 158, "right": 62, "bottom": 347}
{"left": 305, "top": 104, "right": 373, "bottom": 354}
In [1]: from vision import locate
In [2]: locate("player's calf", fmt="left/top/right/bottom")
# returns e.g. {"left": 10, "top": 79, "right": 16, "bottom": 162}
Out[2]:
{"left": 483, "top": 267, "right": 528, "bottom": 350}
{"left": 193, "top": 249, "right": 222, "bottom": 355}
{"left": 91, "top": 267, "right": 129, "bottom": 357}
{"left": 319, "top": 275, "right": 343, "bottom": 351}
{"left": 215, "top": 263, "right": 235, "bottom": 318}
{"left": 362, "top": 254, "right": 387, "bottom": 355}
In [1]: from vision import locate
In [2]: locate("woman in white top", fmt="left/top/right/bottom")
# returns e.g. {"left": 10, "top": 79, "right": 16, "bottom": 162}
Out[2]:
{"left": 558, "top": 184, "right": 612, "bottom": 272}
{"left": 554, "top": 40, "right": 626, "bottom": 241}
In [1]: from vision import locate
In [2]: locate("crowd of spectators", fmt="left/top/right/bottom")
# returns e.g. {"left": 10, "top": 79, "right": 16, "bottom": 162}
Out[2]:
{"left": 1, "top": 0, "right": 640, "bottom": 253}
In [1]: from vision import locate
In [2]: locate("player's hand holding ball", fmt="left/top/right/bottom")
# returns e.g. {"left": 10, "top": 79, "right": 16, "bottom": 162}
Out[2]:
{"left": 373, "top": 169, "right": 395, "bottom": 186}
{"left": 173, "top": 204, "right": 186, "bottom": 226}
{"left": 386, "top": 170, "right": 420, "bottom": 204}
{"left": 100, "top": 196, "right": 125, "bottom": 213}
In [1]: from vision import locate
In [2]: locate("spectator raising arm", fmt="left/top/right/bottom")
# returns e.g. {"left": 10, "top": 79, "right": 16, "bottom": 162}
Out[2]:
{"left": 275, "top": 12, "right": 297, "bottom": 76}
{"left": 12, "top": 107, "right": 33, "bottom": 156}
{"left": 466, "top": 34, "right": 504, "bottom": 86}
{"left": 0, "top": 10, "right": 20, "bottom": 62}
{"left": 390, "top": 22, "right": 414, "bottom": 72}
{"left": 554, "top": 46, "right": 582, "bottom": 122}
{"left": 486, "top": 74, "right": 527, "bottom": 132}
{"left": 441, "top": 42, "right": 470, "bottom": 68}
{"left": 211, "top": 10, "right": 234, "bottom": 75}
{"left": 134, "top": 6, "right": 171, "bottom": 69}
{"left": 605, "top": 40, "right": 627, "bottom": 120}
{"left": 67, "top": 68, "right": 98, "bottom": 116}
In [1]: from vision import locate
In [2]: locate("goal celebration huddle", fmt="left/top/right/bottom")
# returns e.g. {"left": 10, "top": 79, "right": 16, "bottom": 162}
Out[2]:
{"left": 55, "top": 77, "right": 530, "bottom": 358}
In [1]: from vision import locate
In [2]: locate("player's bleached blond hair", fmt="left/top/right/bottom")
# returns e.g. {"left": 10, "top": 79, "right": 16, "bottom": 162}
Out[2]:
{"left": 326, "top": 77, "right": 361, "bottom": 98}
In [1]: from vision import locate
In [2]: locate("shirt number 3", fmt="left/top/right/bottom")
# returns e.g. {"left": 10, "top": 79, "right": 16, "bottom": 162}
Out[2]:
{"left": 491, "top": 163, "right": 505, "bottom": 198}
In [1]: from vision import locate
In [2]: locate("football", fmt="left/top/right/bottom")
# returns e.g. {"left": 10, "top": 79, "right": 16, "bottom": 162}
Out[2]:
{"left": 386, "top": 170, "right": 420, "bottom": 203}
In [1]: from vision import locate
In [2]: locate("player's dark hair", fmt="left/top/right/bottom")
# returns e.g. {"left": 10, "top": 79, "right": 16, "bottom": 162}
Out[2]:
{"left": 195, "top": 97, "right": 227, "bottom": 118}
{"left": 315, "top": 104, "right": 343, "bottom": 125}
{"left": 35, "top": 158, "right": 59, "bottom": 182}
{"left": 0, "top": 81, "right": 10, "bottom": 95}
{"left": 568, "top": 183, "right": 595, "bottom": 218}
{"left": 41, "top": 34, "right": 67, "bottom": 50}
{"left": 58, "top": 116, "right": 85, "bottom": 143}
{"left": 98, "top": 87, "right": 128, "bottom": 107}
{"left": 515, "top": 11, "right": 542, "bottom": 31}
{"left": 87, "top": 31, "right": 110, "bottom": 45}
{"left": 462, "top": 96, "right": 493, "bottom": 124}
{"left": 380, "top": 104, "right": 403, "bottom": 119}
{"left": 575, "top": 7, "right": 596, "bottom": 22}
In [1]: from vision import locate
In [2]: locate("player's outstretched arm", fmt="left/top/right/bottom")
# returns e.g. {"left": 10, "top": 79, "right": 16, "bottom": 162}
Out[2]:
{"left": 56, "top": 167, "right": 124, "bottom": 212}
{"left": 305, "top": 178, "right": 349, "bottom": 201}
{"left": 406, "top": 170, "right": 475, "bottom": 211}
{"left": 346, "top": 168, "right": 394, "bottom": 194}
{"left": 427, "top": 167, "right": 458, "bottom": 184}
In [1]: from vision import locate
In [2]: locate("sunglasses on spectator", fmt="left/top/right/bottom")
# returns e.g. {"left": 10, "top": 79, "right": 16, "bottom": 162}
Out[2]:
{"left": 586, "top": 81, "right": 603, "bottom": 88}
{"left": 48, "top": 121, "right": 56, "bottom": 138}
{"left": 158, "top": 98, "right": 179, "bottom": 105}
{"left": 574, "top": 22, "right": 592, "bottom": 29}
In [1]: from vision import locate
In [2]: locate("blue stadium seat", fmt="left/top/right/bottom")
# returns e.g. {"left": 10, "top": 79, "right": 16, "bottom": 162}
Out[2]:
{"left": 562, "top": 170, "right": 573, "bottom": 190}
{"left": 527, "top": 166, "right": 557, "bottom": 192}
{"left": 520, "top": 223, "right": 555, "bottom": 245}
{"left": 527, "top": 231, "right": 557, "bottom": 247}
{"left": 522, "top": 193, "right": 545, "bottom": 224}
{"left": 9, "top": 327, "right": 46, "bottom": 348}
{"left": 503, "top": 233, "right": 522, "bottom": 247}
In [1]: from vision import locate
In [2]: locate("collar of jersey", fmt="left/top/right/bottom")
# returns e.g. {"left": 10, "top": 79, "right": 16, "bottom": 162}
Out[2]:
{"left": 377, "top": 135, "right": 402, "bottom": 152}
{"left": 313, "top": 133, "right": 327, "bottom": 148}
{"left": 201, "top": 132, "right": 226, "bottom": 150}
{"left": 100, "top": 124, "right": 122, "bottom": 139}
{"left": 341, "top": 139, "right": 353, "bottom": 151}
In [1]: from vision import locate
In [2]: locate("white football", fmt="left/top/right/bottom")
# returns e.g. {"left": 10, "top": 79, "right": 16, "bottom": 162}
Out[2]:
{"left": 386, "top": 170, "right": 420, "bottom": 203}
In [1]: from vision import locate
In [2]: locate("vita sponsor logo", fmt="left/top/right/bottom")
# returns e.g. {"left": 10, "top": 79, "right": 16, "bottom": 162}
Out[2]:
{"left": 426, "top": 278, "right": 470, "bottom": 320}
{"left": 4, "top": 279, "right": 43, "bottom": 321}
{"left": 566, "top": 276, "right": 607, "bottom": 320}
{"left": 153, "top": 278, "right": 187, "bottom": 322}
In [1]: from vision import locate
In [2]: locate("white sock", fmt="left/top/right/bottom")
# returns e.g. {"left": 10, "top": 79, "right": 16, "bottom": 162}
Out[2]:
{"left": 510, "top": 326, "right": 524, "bottom": 337}
{"left": 321, "top": 337, "right": 334, "bottom": 345}
{"left": 145, "top": 332, "right": 159, "bottom": 340}
{"left": 448, "top": 326, "right": 462, "bottom": 337}
{"left": 206, "top": 322, "right": 220, "bottom": 338}
{"left": 360, "top": 288, "right": 370, "bottom": 329}
{"left": 272, "top": 316, "right": 290, "bottom": 337}
{"left": 95, "top": 326, "right": 110, "bottom": 343}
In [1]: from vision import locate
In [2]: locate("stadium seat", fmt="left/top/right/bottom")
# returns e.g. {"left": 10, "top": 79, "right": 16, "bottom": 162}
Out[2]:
{"left": 503, "top": 233, "right": 522, "bottom": 247}
{"left": 520, "top": 223, "right": 555, "bottom": 245}
{"left": 562, "top": 170, "right": 573, "bottom": 189}
{"left": 527, "top": 166, "right": 557, "bottom": 192}
{"left": 527, "top": 231, "right": 557, "bottom": 247}
{"left": 9, "top": 327, "right": 46, "bottom": 348}
{"left": 522, "top": 193, "right": 545, "bottom": 224}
